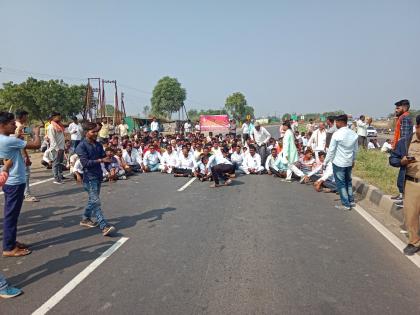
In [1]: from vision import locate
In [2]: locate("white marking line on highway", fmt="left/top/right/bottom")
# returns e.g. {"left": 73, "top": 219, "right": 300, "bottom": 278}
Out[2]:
{"left": 32, "top": 237, "right": 129, "bottom": 315}
{"left": 354, "top": 204, "right": 420, "bottom": 269}
{"left": 177, "top": 177, "right": 196, "bottom": 191}
{"left": 0, "top": 178, "right": 54, "bottom": 195}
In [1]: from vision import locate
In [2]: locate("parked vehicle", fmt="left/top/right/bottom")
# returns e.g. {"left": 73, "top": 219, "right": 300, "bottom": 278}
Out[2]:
{"left": 367, "top": 126, "right": 378, "bottom": 137}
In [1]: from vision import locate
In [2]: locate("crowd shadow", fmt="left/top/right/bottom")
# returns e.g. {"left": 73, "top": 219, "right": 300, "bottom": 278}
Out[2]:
{"left": 35, "top": 186, "right": 85, "bottom": 199}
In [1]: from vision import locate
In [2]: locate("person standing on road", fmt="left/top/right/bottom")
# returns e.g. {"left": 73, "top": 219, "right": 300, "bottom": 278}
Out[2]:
{"left": 390, "top": 115, "right": 420, "bottom": 255}
{"left": 250, "top": 122, "right": 271, "bottom": 166}
{"left": 150, "top": 117, "right": 159, "bottom": 133}
{"left": 75, "top": 122, "right": 116, "bottom": 236}
{"left": 68, "top": 116, "right": 83, "bottom": 155}
{"left": 356, "top": 115, "right": 368, "bottom": 149}
{"left": 308, "top": 122, "right": 327, "bottom": 159}
{"left": 98, "top": 118, "right": 110, "bottom": 143}
{"left": 281, "top": 121, "right": 299, "bottom": 181}
{"left": 229, "top": 119, "right": 237, "bottom": 137}
{"left": 391, "top": 99, "right": 413, "bottom": 203}
{"left": 15, "top": 110, "right": 39, "bottom": 202}
{"left": 47, "top": 112, "right": 66, "bottom": 184}
{"left": 0, "top": 111, "right": 41, "bottom": 257}
{"left": 324, "top": 114, "right": 358, "bottom": 210}
{"left": 325, "top": 116, "right": 337, "bottom": 149}
{"left": 241, "top": 119, "right": 250, "bottom": 144}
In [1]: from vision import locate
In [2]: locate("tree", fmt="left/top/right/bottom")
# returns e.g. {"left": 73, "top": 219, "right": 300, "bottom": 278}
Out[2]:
{"left": 282, "top": 113, "right": 291, "bottom": 121}
{"left": 151, "top": 76, "right": 186, "bottom": 119}
{"left": 225, "top": 92, "right": 247, "bottom": 119}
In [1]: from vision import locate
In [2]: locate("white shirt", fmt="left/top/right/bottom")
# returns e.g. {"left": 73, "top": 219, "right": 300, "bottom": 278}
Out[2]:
{"left": 356, "top": 120, "right": 368, "bottom": 137}
{"left": 161, "top": 151, "right": 179, "bottom": 167}
{"left": 206, "top": 154, "right": 232, "bottom": 168}
{"left": 47, "top": 124, "right": 65, "bottom": 150}
{"left": 230, "top": 152, "right": 244, "bottom": 165}
{"left": 195, "top": 124, "right": 200, "bottom": 132}
{"left": 265, "top": 154, "right": 278, "bottom": 170}
{"left": 368, "top": 142, "right": 376, "bottom": 150}
{"left": 242, "top": 123, "right": 249, "bottom": 134}
{"left": 118, "top": 124, "right": 129, "bottom": 137}
{"left": 176, "top": 154, "right": 196, "bottom": 169}
{"left": 143, "top": 151, "right": 162, "bottom": 166}
{"left": 123, "top": 149, "right": 142, "bottom": 165}
{"left": 324, "top": 127, "right": 358, "bottom": 168}
{"left": 184, "top": 122, "right": 191, "bottom": 132}
{"left": 42, "top": 148, "right": 54, "bottom": 163}
{"left": 150, "top": 121, "right": 159, "bottom": 132}
{"left": 68, "top": 122, "right": 83, "bottom": 141}
{"left": 381, "top": 141, "right": 392, "bottom": 152}
{"left": 242, "top": 153, "right": 262, "bottom": 169}
{"left": 251, "top": 127, "right": 271, "bottom": 145}
{"left": 308, "top": 129, "right": 327, "bottom": 151}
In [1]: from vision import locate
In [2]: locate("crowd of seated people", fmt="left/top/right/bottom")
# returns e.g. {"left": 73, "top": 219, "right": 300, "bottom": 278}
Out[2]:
{"left": 40, "top": 121, "right": 336, "bottom": 192}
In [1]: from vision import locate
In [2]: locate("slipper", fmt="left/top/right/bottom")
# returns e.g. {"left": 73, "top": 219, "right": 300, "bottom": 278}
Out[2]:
{"left": 3, "top": 247, "right": 32, "bottom": 257}
{"left": 224, "top": 179, "right": 232, "bottom": 186}
{"left": 24, "top": 196, "right": 39, "bottom": 202}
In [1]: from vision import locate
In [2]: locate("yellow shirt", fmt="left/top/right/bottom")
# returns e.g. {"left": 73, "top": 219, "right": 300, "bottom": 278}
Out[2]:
{"left": 99, "top": 123, "right": 110, "bottom": 138}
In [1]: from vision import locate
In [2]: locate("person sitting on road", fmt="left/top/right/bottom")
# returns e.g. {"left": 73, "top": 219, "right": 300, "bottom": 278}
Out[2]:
{"left": 173, "top": 145, "right": 196, "bottom": 177}
{"left": 122, "top": 143, "right": 142, "bottom": 172}
{"left": 230, "top": 143, "right": 244, "bottom": 170}
{"left": 159, "top": 144, "right": 179, "bottom": 174}
{"left": 207, "top": 146, "right": 235, "bottom": 188}
{"left": 114, "top": 148, "right": 133, "bottom": 176}
{"left": 239, "top": 145, "right": 264, "bottom": 175}
{"left": 310, "top": 151, "right": 337, "bottom": 193}
{"left": 41, "top": 147, "right": 54, "bottom": 169}
{"left": 381, "top": 139, "right": 392, "bottom": 153}
{"left": 142, "top": 144, "right": 162, "bottom": 172}
{"left": 265, "top": 147, "right": 280, "bottom": 175}
{"left": 194, "top": 155, "right": 212, "bottom": 182}
{"left": 102, "top": 147, "right": 127, "bottom": 181}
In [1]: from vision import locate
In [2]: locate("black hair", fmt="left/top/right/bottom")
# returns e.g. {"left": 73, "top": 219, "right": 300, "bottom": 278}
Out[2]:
{"left": 249, "top": 145, "right": 256, "bottom": 151}
{"left": 326, "top": 116, "right": 335, "bottom": 122}
{"left": 397, "top": 99, "right": 410, "bottom": 109}
{"left": 50, "top": 111, "right": 61, "bottom": 117}
{"left": 15, "top": 110, "right": 29, "bottom": 119}
{"left": 82, "top": 122, "right": 97, "bottom": 131}
{"left": 318, "top": 151, "right": 326, "bottom": 158}
{"left": 282, "top": 120, "right": 291, "bottom": 129}
{"left": 335, "top": 114, "right": 348, "bottom": 124}
{"left": 416, "top": 115, "right": 420, "bottom": 126}
{"left": 0, "top": 112, "right": 15, "bottom": 124}
{"left": 221, "top": 146, "right": 229, "bottom": 153}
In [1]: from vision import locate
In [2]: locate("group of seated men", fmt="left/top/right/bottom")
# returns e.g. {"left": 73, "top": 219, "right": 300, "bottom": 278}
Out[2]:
{"left": 52, "top": 125, "right": 337, "bottom": 191}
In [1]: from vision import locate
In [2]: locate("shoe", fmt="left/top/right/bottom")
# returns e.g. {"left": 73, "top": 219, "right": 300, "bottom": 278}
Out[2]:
{"left": 24, "top": 195, "right": 39, "bottom": 202}
{"left": 53, "top": 180, "right": 63, "bottom": 185}
{"left": 102, "top": 225, "right": 116, "bottom": 236}
{"left": 335, "top": 205, "right": 352, "bottom": 211}
{"left": 391, "top": 194, "right": 403, "bottom": 201}
{"left": 0, "top": 286, "right": 22, "bottom": 299}
{"left": 350, "top": 202, "right": 356, "bottom": 207}
{"left": 120, "top": 176, "right": 127, "bottom": 180}
{"left": 395, "top": 201, "right": 404, "bottom": 208}
{"left": 403, "top": 244, "right": 420, "bottom": 256}
{"left": 80, "top": 219, "right": 98, "bottom": 228}
{"left": 400, "top": 229, "right": 408, "bottom": 234}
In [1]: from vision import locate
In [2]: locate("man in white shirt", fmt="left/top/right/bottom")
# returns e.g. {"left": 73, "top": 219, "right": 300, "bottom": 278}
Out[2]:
{"left": 241, "top": 119, "right": 250, "bottom": 144}
{"left": 150, "top": 117, "right": 159, "bottom": 133}
{"left": 194, "top": 121, "right": 201, "bottom": 134}
{"left": 356, "top": 115, "right": 368, "bottom": 149}
{"left": 206, "top": 147, "right": 235, "bottom": 187}
{"left": 381, "top": 139, "right": 392, "bottom": 153}
{"left": 41, "top": 148, "right": 54, "bottom": 169}
{"left": 250, "top": 122, "right": 271, "bottom": 165}
{"left": 184, "top": 120, "right": 192, "bottom": 134}
{"left": 230, "top": 144, "right": 244, "bottom": 170}
{"left": 47, "top": 112, "right": 66, "bottom": 184}
{"left": 240, "top": 145, "right": 264, "bottom": 174}
{"left": 308, "top": 122, "right": 327, "bottom": 159}
{"left": 174, "top": 146, "right": 196, "bottom": 177}
{"left": 312, "top": 151, "right": 336, "bottom": 193}
{"left": 117, "top": 122, "right": 129, "bottom": 137}
{"left": 160, "top": 145, "right": 179, "bottom": 174}
{"left": 122, "top": 144, "right": 143, "bottom": 172}
{"left": 68, "top": 117, "right": 83, "bottom": 154}
{"left": 265, "top": 147, "right": 280, "bottom": 175}
{"left": 324, "top": 114, "right": 358, "bottom": 210}
{"left": 142, "top": 145, "right": 162, "bottom": 172}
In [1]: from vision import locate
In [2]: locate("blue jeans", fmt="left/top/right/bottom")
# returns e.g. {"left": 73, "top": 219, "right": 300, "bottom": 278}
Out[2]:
{"left": 24, "top": 165, "right": 31, "bottom": 196}
{"left": 83, "top": 179, "right": 108, "bottom": 229}
{"left": 333, "top": 164, "right": 354, "bottom": 207}
{"left": 2, "top": 184, "right": 26, "bottom": 251}
{"left": 70, "top": 140, "right": 81, "bottom": 155}
{"left": 0, "top": 273, "right": 8, "bottom": 290}
{"left": 148, "top": 163, "right": 160, "bottom": 172}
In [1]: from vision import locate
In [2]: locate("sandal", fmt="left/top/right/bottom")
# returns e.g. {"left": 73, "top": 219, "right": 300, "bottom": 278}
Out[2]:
{"left": 16, "top": 241, "right": 29, "bottom": 249}
{"left": 3, "top": 247, "right": 32, "bottom": 257}
{"left": 24, "top": 195, "right": 39, "bottom": 202}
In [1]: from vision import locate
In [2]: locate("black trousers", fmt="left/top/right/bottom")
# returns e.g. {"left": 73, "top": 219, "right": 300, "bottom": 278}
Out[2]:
{"left": 269, "top": 167, "right": 285, "bottom": 177}
{"left": 173, "top": 167, "right": 192, "bottom": 176}
{"left": 211, "top": 164, "right": 235, "bottom": 185}
{"left": 257, "top": 144, "right": 268, "bottom": 166}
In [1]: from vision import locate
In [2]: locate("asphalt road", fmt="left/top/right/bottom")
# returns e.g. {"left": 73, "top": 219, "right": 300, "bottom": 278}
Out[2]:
{"left": 1, "top": 162, "right": 420, "bottom": 314}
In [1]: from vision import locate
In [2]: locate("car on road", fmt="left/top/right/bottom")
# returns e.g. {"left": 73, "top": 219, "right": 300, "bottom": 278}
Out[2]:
{"left": 367, "top": 126, "right": 378, "bottom": 137}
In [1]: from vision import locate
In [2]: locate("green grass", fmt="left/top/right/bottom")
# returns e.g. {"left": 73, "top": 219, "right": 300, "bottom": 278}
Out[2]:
{"left": 353, "top": 149, "right": 399, "bottom": 196}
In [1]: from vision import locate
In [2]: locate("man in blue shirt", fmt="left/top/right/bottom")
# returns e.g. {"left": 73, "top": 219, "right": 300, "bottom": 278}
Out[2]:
{"left": 324, "top": 114, "right": 358, "bottom": 210}
{"left": 0, "top": 112, "right": 41, "bottom": 257}
{"left": 75, "top": 122, "right": 115, "bottom": 236}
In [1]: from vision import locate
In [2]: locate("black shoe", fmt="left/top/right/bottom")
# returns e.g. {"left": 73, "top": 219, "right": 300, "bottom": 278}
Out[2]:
{"left": 391, "top": 194, "right": 403, "bottom": 201}
{"left": 403, "top": 244, "right": 420, "bottom": 256}
{"left": 61, "top": 176, "right": 69, "bottom": 180}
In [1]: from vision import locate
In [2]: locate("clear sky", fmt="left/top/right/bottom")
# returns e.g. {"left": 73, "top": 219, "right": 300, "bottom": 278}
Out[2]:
{"left": 1, "top": 0, "right": 419, "bottom": 118}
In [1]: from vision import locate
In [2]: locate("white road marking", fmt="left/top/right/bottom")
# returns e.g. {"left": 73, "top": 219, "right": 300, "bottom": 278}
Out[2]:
{"left": 32, "top": 237, "right": 129, "bottom": 315}
{"left": 177, "top": 177, "right": 196, "bottom": 191}
{"left": 0, "top": 178, "right": 54, "bottom": 195}
{"left": 353, "top": 204, "right": 420, "bottom": 269}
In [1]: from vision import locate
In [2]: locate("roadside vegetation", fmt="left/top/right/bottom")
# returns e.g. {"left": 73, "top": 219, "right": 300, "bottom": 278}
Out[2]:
{"left": 354, "top": 149, "right": 399, "bottom": 196}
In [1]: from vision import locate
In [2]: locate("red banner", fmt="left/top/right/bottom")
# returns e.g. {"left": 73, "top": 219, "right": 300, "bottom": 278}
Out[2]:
{"left": 199, "top": 115, "right": 230, "bottom": 132}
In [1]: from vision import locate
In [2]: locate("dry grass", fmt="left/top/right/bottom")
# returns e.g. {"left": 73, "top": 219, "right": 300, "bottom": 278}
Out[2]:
{"left": 353, "top": 149, "right": 399, "bottom": 196}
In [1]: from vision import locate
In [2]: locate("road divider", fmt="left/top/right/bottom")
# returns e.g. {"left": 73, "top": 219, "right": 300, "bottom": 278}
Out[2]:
{"left": 32, "top": 237, "right": 129, "bottom": 315}
{"left": 177, "top": 177, "right": 196, "bottom": 192}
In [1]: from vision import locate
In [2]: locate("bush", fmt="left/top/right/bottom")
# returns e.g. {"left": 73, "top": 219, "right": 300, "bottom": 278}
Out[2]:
{"left": 353, "top": 149, "right": 399, "bottom": 196}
